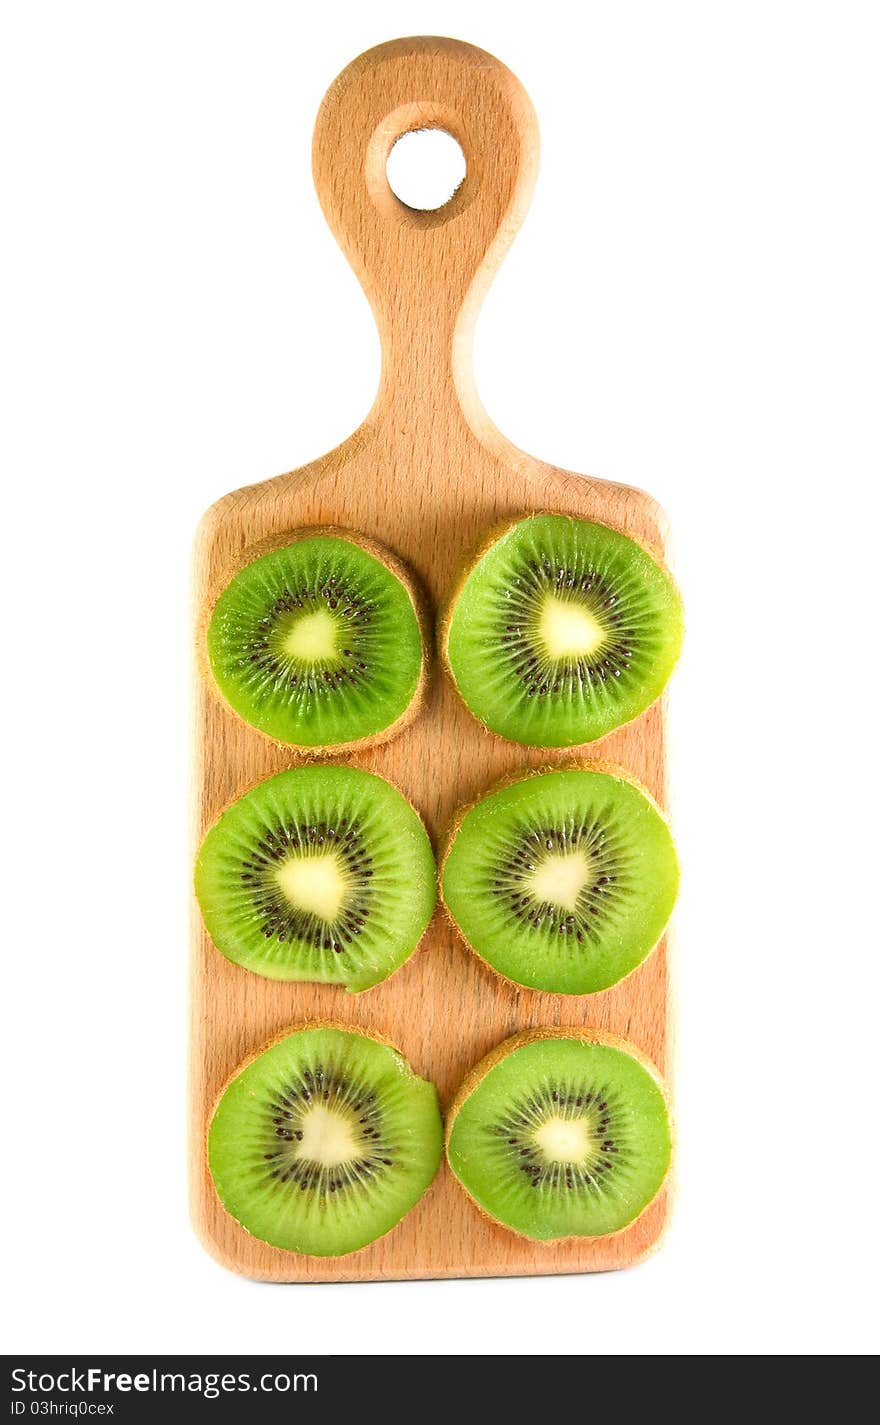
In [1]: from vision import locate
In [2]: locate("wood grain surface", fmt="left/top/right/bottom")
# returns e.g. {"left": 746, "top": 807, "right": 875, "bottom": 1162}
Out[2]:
{"left": 190, "top": 35, "right": 675, "bottom": 1282}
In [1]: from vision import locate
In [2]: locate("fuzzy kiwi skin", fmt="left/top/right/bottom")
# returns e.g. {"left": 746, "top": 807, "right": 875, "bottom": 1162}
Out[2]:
{"left": 207, "top": 1020, "right": 442, "bottom": 1258}
{"left": 438, "top": 512, "right": 683, "bottom": 748}
{"left": 194, "top": 765, "right": 438, "bottom": 994}
{"left": 445, "top": 1028, "right": 674, "bottom": 1246}
{"left": 438, "top": 759, "right": 676, "bottom": 995}
{"left": 201, "top": 524, "right": 431, "bottom": 756}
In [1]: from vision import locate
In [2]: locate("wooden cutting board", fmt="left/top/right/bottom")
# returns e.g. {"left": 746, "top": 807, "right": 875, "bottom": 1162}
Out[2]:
{"left": 191, "top": 35, "right": 674, "bottom": 1281}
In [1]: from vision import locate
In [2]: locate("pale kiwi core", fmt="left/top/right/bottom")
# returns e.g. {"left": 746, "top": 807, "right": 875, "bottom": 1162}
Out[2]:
{"left": 274, "top": 854, "right": 350, "bottom": 920}
{"left": 538, "top": 594, "right": 607, "bottom": 659}
{"left": 535, "top": 1116, "right": 594, "bottom": 1164}
{"left": 297, "top": 1105, "right": 361, "bottom": 1167}
{"left": 527, "top": 849, "right": 595, "bottom": 912}
{"left": 282, "top": 608, "right": 338, "bottom": 662}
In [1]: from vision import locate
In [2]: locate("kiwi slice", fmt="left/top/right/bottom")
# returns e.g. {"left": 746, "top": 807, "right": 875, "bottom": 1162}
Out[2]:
{"left": 442, "top": 514, "right": 683, "bottom": 746}
{"left": 209, "top": 1024, "right": 442, "bottom": 1256}
{"left": 447, "top": 1030, "right": 672, "bottom": 1241}
{"left": 206, "top": 529, "right": 426, "bottom": 750}
{"left": 195, "top": 765, "right": 436, "bottom": 991}
{"left": 440, "top": 765, "right": 677, "bottom": 994}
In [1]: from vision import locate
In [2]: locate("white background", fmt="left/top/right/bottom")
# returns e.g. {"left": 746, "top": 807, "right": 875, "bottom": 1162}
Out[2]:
{"left": 3, "top": 0, "right": 878, "bottom": 1356}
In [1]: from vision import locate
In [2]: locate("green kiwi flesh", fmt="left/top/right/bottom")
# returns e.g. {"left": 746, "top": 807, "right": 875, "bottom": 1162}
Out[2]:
{"left": 441, "top": 767, "right": 677, "bottom": 994}
{"left": 444, "top": 515, "right": 683, "bottom": 746}
{"left": 207, "top": 533, "right": 424, "bottom": 748}
{"left": 447, "top": 1033, "right": 671, "bottom": 1240}
{"left": 209, "top": 1026, "right": 443, "bottom": 1256}
{"left": 195, "top": 765, "right": 436, "bottom": 991}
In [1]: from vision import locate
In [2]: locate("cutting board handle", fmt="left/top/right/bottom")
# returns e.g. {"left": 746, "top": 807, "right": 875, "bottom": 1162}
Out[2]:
{"left": 312, "top": 37, "right": 539, "bottom": 415}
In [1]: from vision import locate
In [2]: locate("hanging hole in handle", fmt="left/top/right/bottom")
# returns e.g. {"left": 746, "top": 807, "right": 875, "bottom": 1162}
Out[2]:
{"left": 386, "top": 128, "right": 466, "bottom": 212}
